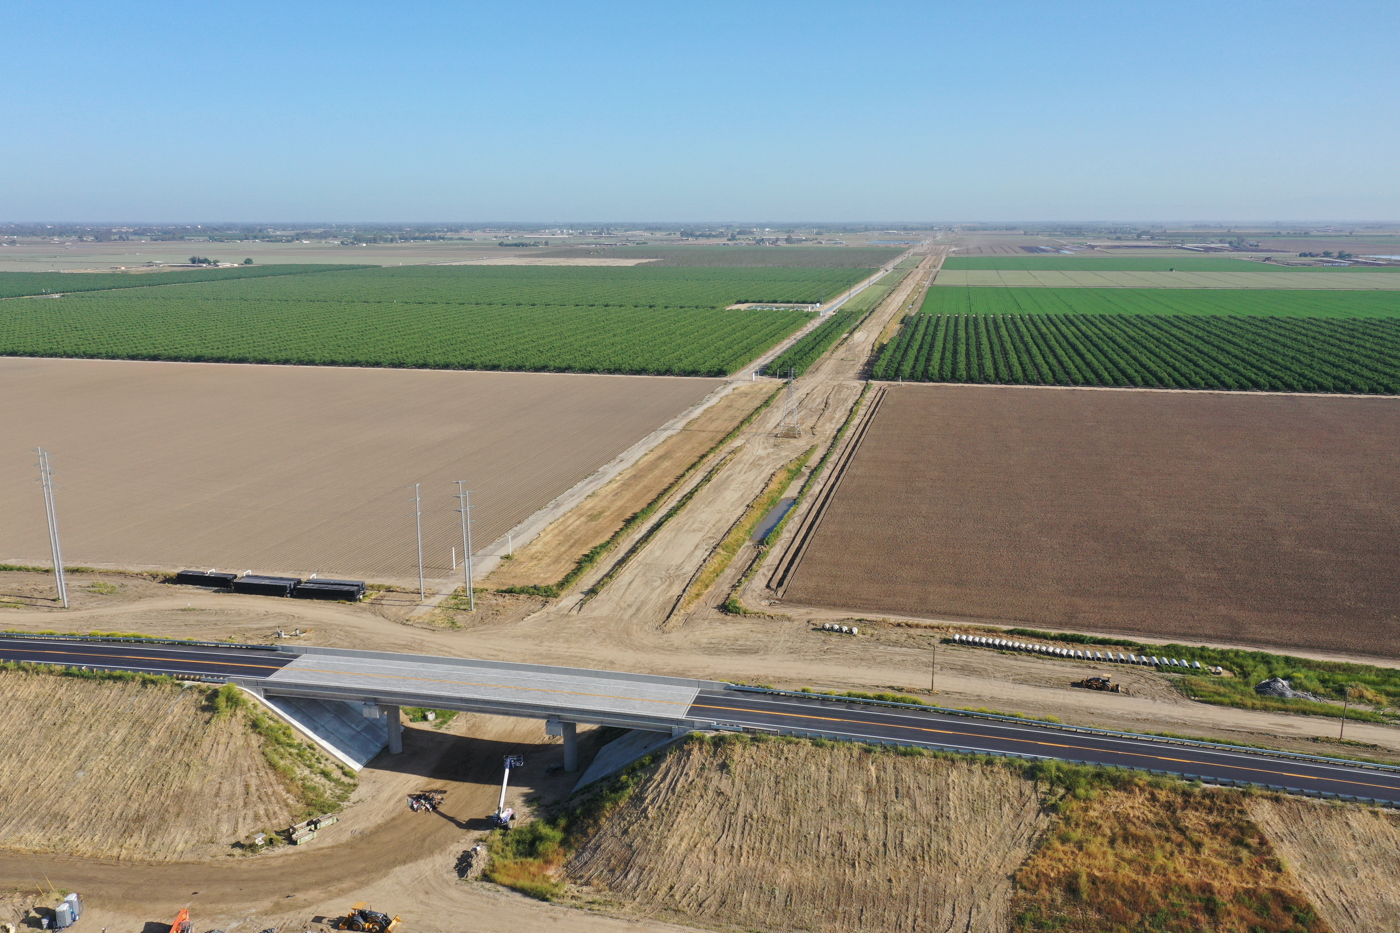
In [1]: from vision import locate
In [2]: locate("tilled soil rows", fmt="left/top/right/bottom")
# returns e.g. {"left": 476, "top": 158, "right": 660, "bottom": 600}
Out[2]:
{"left": 568, "top": 737, "right": 1048, "bottom": 933}
{"left": 781, "top": 384, "right": 1400, "bottom": 657}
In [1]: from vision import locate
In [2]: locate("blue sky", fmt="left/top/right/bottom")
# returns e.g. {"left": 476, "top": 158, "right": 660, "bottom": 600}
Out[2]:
{"left": 3, "top": 1, "right": 1396, "bottom": 223}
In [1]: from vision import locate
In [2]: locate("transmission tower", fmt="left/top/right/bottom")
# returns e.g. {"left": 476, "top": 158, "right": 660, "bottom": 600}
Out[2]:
{"left": 33, "top": 448, "right": 68, "bottom": 608}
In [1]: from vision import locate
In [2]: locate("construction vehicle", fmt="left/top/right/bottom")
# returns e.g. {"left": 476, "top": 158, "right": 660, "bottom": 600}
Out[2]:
{"left": 335, "top": 903, "right": 401, "bottom": 932}
{"left": 1073, "top": 675, "right": 1128, "bottom": 695}
{"left": 169, "top": 908, "right": 193, "bottom": 933}
{"left": 492, "top": 754, "right": 524, "bottom": 828}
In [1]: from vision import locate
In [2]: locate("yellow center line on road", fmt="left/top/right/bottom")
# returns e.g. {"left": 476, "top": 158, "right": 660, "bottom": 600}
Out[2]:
{"left": 692, "top": 702, "right": 1400, "bottom": 795}
{"left": 6, "top": 646, "right": 287, "bottom": 672}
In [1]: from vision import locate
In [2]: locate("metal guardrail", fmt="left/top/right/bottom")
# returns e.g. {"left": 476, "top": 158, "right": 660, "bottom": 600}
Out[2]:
{"left": 726, "top": 684, "right": 1400, "bottom": 775}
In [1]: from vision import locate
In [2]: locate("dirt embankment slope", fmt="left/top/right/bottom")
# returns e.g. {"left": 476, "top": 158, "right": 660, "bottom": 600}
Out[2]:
{"left": 568, "top": 737, "right": 1047, "bottom": 933}
{"left": 0, "top": 670, "right": 297, "bottom": 860}
{"left": 1247, "top": 796, "right": 1400, "bottom": 933}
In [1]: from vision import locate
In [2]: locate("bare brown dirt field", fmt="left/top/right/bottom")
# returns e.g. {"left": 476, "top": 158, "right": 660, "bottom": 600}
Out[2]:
{"left": 779, "top": 384, "right": 1400, "bottom": 658}
{"left": 568, "top": 737, "right": 1048, "bottom": 933}
{"left": 0, "top": 358, "right": 718, "bottom": 584}
{"left": 0, "top": 670, "right": 298, "bottom": 860}
{"left": 489, "top": 382, "right": 775, "bottom": 590}
{"left": 1245, "top": 796, "right": 1400, "bottom": 932}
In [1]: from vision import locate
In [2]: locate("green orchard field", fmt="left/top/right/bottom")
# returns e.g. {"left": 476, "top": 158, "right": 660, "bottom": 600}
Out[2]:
{"left": 874, "top": 286, "right": 1400, "bottom": 394}
{"left": 765, "top": 268, "right": 912, "bottom": 376}
{"left": 0, "top": 264, "right": 357, "bottom": 299}
{"left": 0, "top": 263, "right": 889, "bottom": 376}
{"left": 921, "top": 286, "right": 1400, "bottom": 318}
{"left": 874, "top": 313, "right": 1400, "bottom": 393}
{"left": 603, "top": 245, "right": 899, "bottom": 268}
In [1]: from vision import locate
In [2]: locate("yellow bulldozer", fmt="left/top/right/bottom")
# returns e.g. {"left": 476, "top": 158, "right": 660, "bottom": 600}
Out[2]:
{"left": 335, "top": 903, "right": 401, "bottom": 932}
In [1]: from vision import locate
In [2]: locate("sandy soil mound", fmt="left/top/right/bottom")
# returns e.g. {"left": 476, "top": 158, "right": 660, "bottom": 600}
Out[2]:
{"left": 567, "top": 736, "right": 1048, "bottom": 933}
{"left": 0, "top": 670, "right": 297, "bottom": 860}
{"left": 1247, "top": 796, "right": 1400, "bottom": 932}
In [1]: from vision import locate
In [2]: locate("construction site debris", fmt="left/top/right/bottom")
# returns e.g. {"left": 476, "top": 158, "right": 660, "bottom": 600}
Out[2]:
{"left": 287, "top": 813, "right": 338, "bottom": 844}
{"left": 457, "top": 843, "right": 489, "bottom": 880}
{"left": 407, "top": 790, "right": 444, "bottom": 813}
{"left": 1256, "top": 677, "right": 1320, "bottom": 701}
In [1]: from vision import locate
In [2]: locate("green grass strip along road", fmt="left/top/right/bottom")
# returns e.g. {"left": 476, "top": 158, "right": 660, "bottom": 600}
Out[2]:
{"left": 874, "top": 313, "right": 1400, "bottom": 393}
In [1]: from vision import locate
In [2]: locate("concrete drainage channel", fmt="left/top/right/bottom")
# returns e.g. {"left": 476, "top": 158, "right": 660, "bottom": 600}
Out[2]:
{"left": 951, "top": 633, "right": 1219, "bottom": 673}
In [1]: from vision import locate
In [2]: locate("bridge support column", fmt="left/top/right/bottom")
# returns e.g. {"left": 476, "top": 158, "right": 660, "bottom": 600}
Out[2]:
{"left": 562, "top": 721, "right": 578, "bottom": 773}
{"left": 385, "top": 704, "right": 403, "bottom": 754}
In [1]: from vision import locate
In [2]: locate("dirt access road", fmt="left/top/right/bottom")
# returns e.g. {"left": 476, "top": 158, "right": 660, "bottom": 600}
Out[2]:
{"left": 563, "top": 247, "right": 942, "bottom": 629}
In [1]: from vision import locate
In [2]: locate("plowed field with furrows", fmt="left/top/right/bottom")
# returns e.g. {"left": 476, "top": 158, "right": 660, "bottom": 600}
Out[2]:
{"left": 781, "top": 385, "right": 1400, "bottom": 656}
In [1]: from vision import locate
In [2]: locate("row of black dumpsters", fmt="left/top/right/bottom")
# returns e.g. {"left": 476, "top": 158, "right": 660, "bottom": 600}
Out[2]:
{"left": 175, "top": 569, "right": 367, "bottom": 601}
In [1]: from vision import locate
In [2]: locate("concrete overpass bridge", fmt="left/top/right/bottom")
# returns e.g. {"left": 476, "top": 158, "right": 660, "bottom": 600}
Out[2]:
{"left": 240, "top": 644, "right": 711, "bottom": 771}
{"left": 6, "top": 634, "right": 1400, "bottom": 807}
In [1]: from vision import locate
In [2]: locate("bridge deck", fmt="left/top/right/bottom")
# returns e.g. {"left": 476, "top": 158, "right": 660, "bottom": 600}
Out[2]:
{"left": 263, "top": 649, "right": 701, "bottom": 726}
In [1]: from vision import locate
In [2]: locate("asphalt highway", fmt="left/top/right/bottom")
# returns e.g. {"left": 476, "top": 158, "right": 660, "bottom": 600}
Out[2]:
{"left": 5, "top": 635, "right": 1398, "bottom": 804}
{"left": 0, "top": 635, "right": 292, "bottom": 679}
{"left": 688, "top": 689, "right": 1400, "bottom": 803}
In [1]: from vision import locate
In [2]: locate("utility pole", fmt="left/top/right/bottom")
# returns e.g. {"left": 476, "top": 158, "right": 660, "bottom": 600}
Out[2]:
{"left": 34, "top": 448, "right": 68, "bottom": 609}
{"left": 453, "top": 481, "right": 475, "bottom": 611}
{"left": 412, "top": 483, "right": 425, "bottom": 601}
{"left": 930, "top": 637, "right": 937, "bottom": 692}
{"left": 1339, "top": 687, "right": 1351, "bottom": 740}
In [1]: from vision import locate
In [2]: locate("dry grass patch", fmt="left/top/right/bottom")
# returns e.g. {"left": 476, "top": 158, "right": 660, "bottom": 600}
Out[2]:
{"left": 0, "top": 670, "right": 352, "bottom": 860}
{"left": 1246, "top": 796, "right": 1400, "bottom": 933}
{"left": 566, "top": 736, "right": 1048, "bottom": 933}
{"left": 1013, "top": 773, "right": 1329, "bottom": 933}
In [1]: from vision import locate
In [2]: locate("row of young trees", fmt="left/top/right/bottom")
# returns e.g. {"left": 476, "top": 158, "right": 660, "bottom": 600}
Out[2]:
{"left": 874, "top": 312, "right": 1400, "bottom": 394}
